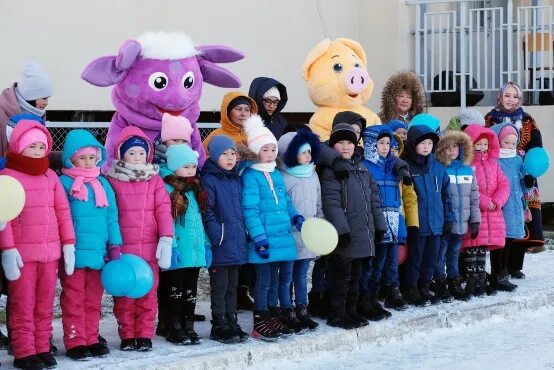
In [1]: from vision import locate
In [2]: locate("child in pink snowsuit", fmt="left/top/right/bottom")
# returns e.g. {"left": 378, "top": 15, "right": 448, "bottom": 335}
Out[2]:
{"left": 59, "top": 129, "right": 123, "bottom": 360}
{"left": 106, "top": 126, "right": 173, "bottom": 352}
{"left": 462, "top": 124, "right": 510, "bottom": 297}
{"left": 0, "top": 120, "right": 75, "bottom": 369}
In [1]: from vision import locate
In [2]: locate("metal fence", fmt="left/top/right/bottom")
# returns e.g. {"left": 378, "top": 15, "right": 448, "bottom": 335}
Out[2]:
{"left": 407, "top": 0, "right": 554, "bottom": 106}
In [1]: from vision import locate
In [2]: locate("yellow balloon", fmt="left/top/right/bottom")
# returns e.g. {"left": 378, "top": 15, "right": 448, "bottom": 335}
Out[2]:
{"left": 301, "top": 218, "right": 338, "bottom": 255}
{"left": 0, "top": 175, "right": 26, "bottom": 222}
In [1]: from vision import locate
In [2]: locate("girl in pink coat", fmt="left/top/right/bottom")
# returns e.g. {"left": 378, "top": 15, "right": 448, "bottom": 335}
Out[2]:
{"left": 106, "top": 126, "right": 173, "bottom": 352}
{"left": 462, "top": 124, "right": 510, "bottom": 298}
{"left": 0, "top": 120, "right": 75, "bottom": 369}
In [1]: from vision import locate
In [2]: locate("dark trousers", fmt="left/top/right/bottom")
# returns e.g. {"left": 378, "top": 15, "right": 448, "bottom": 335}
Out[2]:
{"left": 158, "top": 267, "right": 200, "bottom": 319}
{"left": 326, "top": 253, "right": 364, "bottom": 314}
{"left": 238, "top": 264, "right": 255, "bottom": 290}
{"left": 405, "top": 235, "right": 441, "bottom": 286}
{"left": 310, "top": 255, "right": 329, "bottom": 294}
{"left": 209, "top": 265, "right": 240, "bottom": 317}
{"left": 507, "top": 241, "right": 527, "bottom": 272}
{"left": 490, "top": 238, "right": 513, "bottom": 277}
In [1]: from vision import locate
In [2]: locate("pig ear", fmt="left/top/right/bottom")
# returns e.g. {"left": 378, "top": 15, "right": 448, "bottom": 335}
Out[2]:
{"left": 336, "top": 38, "right": 367, "bottom": 66}
{"left": 81, "top": 40, "right": 141, "bottom": 87}
{"left": 301, "top": 39, "right": 331, "bottom": 81}
{"left": 198, "top": 60, "right": 241, "bottom": 88}
{"left": 196, "top": 45, "right": 245, "bottom": 63}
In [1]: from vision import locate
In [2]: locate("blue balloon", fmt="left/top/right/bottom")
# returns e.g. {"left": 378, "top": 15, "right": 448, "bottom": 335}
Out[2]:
{"left": 120, "top": 253, "right": 154, "bottom": 299}
{"left": 524, "top": 147, "right": 550, "bottom": 178}
{"left": 101, "top": 260, "right": 135, "bottom": 297}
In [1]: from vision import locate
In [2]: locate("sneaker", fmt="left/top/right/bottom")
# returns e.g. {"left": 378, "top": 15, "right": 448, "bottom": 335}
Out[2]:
{"left": 14, "top": 355, "right": 45, "bottom": 370}
{"left": 120, "top": 338, "right": 136, "bottom": 351}
{"left": 226, "top": 313, "right": 250, "bottom": 342}
{"left": 384, "top": 286, "right": 407, "bottom": 311}
{"left": 88, "top": 342, "right": 110, "bottom": 358}
{"left": 37, "top": 352, "right": 57, "bottom": 369}
{"left": 135, "top": 338, "right": 152, "bottom": 352}
{"left": 447, "top": 277, "right": 470, "bottom": 302}
{"left": 433, "top": 278, "right": 453, "bottom": 303}
{"left": 252, "top": 311, "right": 281, "bottom": 342}
{"left": 211, "top": 314, "right": 240, "bottom": 344}
{"left": 268, "top": 307, "right": 294, "bottom": 336}
{"left": 295, "top": 305, "right": 319, "bottom": 331}
{"left": 66, "top": 345, "right": 93, "bottom": 361}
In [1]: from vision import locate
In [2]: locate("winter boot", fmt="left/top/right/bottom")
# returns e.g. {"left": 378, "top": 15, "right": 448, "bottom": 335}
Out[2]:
{"left": 66, "top": 345, "right": 93, "bottom": 361}
{"left": 357, "top": 293, "right": 386, "bottom": 321}
{"left": 97, "top": 335, "right": 107, "bottom": 346}
{"left": 509, "top": 270, "right": 525, "bottom": 279}
{"left": 420, "top": 283, "right": 440, "bottom": 305}
{"left": 295, "top": 304, "right": 319, "bottom": 330}
{"left": 433, "top": 278, "right": 453, "bottom": 303}
{"left": 402, "top": 285, "right": 430, "bottom": 307}
{"left": 370, "top": 291, "right": 392, "bottom": 318}
{"left": 237, "top": 285, "right": 255, "bottom": 311}
{"left": 326, "top": 302, "right": 355, "bottom": 330}
{"left": 447, "top": 277, "right": 470, "bottom": 301}
{"left": 135, "top": 338, "right": 152, "bottom": 352}
{"left": 194, "top": 313, "right": 206, "bottom": 321}
{"left": 165, "top": 315, "right": 190, "bottom": 345}
{"left": 384, "top": 286, "right": 407, "bottom": 311}
{"left": 280, "top": 307, "right": 310, "bottom": 334}
{"left": 88, "top": 342, "right": 110, "bottom": 358}
{"left": 269, "top": 307, "right": 294, "bottom": 336}
{"left": 211, "top": 314, "right": 240, "bottom": 344}
{"left": 226, "top": 312, "right": 249, "bottom": 342}
{"left": 37, "top": 352, "right": 57, "bottom": 369}
{"left": 13, "top": 355, "right": 46, "bottom": 370}
{"left": 307, "top": 290, "right": 328, "bottom": 319}
{"left": 182, "top": 316, "right": 203, "bottom": 345}
{"left": 346, "top": 296, "right": 369, "bottom": 328}
{"left": 490, "top": 274, "right": 517, "bottom": 292}
{"left": 119, "top": 338, "right": 136, "bottom": 351}
{"left": 0, "top": 330, "right": 9, "bottom": 350}
{"left": 252, "top": 311, "right": 281, "bottom": 342}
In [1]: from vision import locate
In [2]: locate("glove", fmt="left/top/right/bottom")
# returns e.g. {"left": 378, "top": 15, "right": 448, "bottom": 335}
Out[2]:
{"left": 332, "top": 158, "right": 350, "bottom": 180}
{"left": 108, "top": 245, "right": 121, "bottom": 261}
{"left": 524, "top": 175, "right": 535, "bottom": 188}
{"left": 470, "top": 223, "right": 480, "bottom": 240}
{"left": 292, "top": 215, "right": 305, "bottom": 232}
{"left": 375, "top": 230, "right": 385, "bottom": 245}
{"left": 156, "top": 236, "right": 173, "bottom": 269}
{"left": 2, "top": 248, "right": 23, "bottom": 281}
{"left": 63, "top": 244, "right": 76, "bottom": 276}
{"left": 170, "top": 248, "right": 181, "bottom": 269}
{"left": 443, "top": 223, "right": 453, "bottom": 236}
{"left": 205, "top": 246, "right": 212, "bottom": 268}
{"left": 337, "top": 233, "right": 351, "bottom": 249}
{"left": 402, "top": 176, "right": 413, "bottom": 186}
{"left": 407, "top": 226, "right": 419, "bottom": 247}
{"left": 254, "top": 239, "right": 270, "bottom": 259}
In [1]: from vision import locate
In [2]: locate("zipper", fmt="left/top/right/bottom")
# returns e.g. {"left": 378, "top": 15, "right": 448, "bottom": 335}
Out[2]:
{"left": 44, "top": 174, "right": 50, "bottom": 263}
{"left": 219, "top": 223, "right": 225, "bottom": 246}
{"left": 455, "top": 166, "right": 463, "bottom": 233}
{"left": 356, "top": 171, "right": 371, "bottom": 240}
{"left": 481, "top": 156, "right": 492, "bottom": 244}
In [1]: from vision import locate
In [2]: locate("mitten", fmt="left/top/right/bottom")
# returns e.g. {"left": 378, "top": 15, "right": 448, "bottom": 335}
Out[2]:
{"left": 332, "top": 158, "right": 349, "bottom": 180}
{"left": 2, "top": 248, "right": 23, "bottom": 281}
{"left": 524, "top": 175, "right": 536, "bottom": 188}
{"left": 375, "top": 230, "right": 385, "bottom": 244}
{"left": 292, "top": 215, "right": 305, "bottom": 232}
{"left": 156, "top": 236, "right": 173, "bottom": 269}
{"left": 470, "top": 223, "right": 480, "bottom": 240}
{"left": 337, "top": 233, "right": 351, "bottom": 249}
{"left": 170, "top": 248, "right": 181, "bottom": 269}
{"left": 254, "top": 237, "right": 270, "bottom": 259}
{"left": 63, "top": 244, "right": 76, "bottom": 276}
{"left": 402, "top": 176, "right": 413, "bottom": 186}
{"left": 108, "top": 245, "right": 121, "bottom": 261}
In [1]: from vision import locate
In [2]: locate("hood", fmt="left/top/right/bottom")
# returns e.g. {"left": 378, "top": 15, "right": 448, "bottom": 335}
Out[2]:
{"left": 0, "top": 84, "right": 21, "bottom": 120}
{"left": 392, "top": 133, "right": 404, "bottom": 156}
{"left": 464, "top": 124, "right": 500, "bottom": 159}
{"left": 362, "top": 125, "right": 393, "bottom": 164}
{"left": 386, "top": 119, "right": 407, "bottom": 132}
{"left": 62, "top": 129, "right": 106, "bottom": 168}
{"left": 490, "top": 121, "right": 521, "bottom": 146}
{"left": 332, "top": 111, "right": 367, "bottom": 130}
{"left": 277, "top": 128, "right": 321, "bottom": 167}
{"left": 405, "top": 124, "right": 439, "bottom": 156}
{"left": 8, "top": 119, "right": 53, "bottom": 154}
{"left": 248, "top": 77, "right": 288, "bottom": 121}
{"left": 379, "top": 71, "right": 426, "bottom": 123}
{"left": 220, "top": 92, "right": 258, "bottom": 135}
{"left": 201, "top": 157, "right": 238, "bottom": 178}
{"left": 114, "top": 126, "right": 154, "bottom": 163}
{"left": 435, "top": 130, "right": 474, "bottom": 166}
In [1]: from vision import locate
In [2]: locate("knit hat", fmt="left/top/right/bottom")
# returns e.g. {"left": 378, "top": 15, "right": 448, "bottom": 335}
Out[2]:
{"left": 17, "top": 62, "right": 54, "bottom": 101}
{"left": 263, "top": 86, "right": 281, "bottom": 100}
{"left": 71, "top": 146, "right": 101, "bottom": 163}
{"left": 329, "top": 123, "right": 358, "bottom": 147}
{"left": 386, "top": 119, "right": 408, "bottom": 132}
{"left": 332, "top": 111, "right": 367, "bottom": 131}
{"left": 167, "top": 144, "right": 198, "bottom": 172}
{"left": 244, "top": 115, "right": 278, "bottom": 155}
{"left": 227, "top": 96, "right": 252, "bottom": 115}
{"left": 160, "top": 113, "right": 193, "bottom": 143}
{"left": 18, "top": 127, "right": 48, "bottom": 153}
{"left": 409, "top": 113, "right": 441, "bottom": 133}
{"left": 119, "top": 136, "right": 149, "bottom": 158}
{"left": 459, "top": 108, "right": 485, "bottom": 128}
{"left": 498, "top": 124, "right": 518, "bottom": 142}
{"left": 208, "top": 135, "right": 236, "bottom": 161}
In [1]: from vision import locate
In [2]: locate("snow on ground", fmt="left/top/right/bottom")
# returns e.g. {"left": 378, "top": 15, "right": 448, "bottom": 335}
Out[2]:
{"left": 0, "top": 248, "right": 553, "bottom": 369}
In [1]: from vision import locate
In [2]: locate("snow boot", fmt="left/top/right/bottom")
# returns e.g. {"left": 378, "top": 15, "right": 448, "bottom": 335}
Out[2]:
{"left": 384, "top": 286, "right": 407, "bottom": 311}
{"left": 280, "top": 307, "right": 310, "bottom": 334}
{"left": 226, "top": 312, "right": 249, "bottom": 342}
{"left": 237, "top": 285, "right": 255, "bottom": 311}
{"left": 370, "top": 291, "right": 392, "bottom": 318}
{"left": 307, "top": 290, "right": 328, "bottom": 319}
{"left": 295, "top": 304, "right": 319, "bottom": 330}
{"left": 119, "top": 338, "right": 136, "bottom": 351}
{"left": 433, "top": 278, "right": 453, "bottom": 303}
{"left": 509, "top": 270, "right": 525, "bottom": 279}
{"left": 402, "top": 285, "right": 430, "bottom": 307}
{"left": 490, "top": 274, "right": 517, "bottom": 292}
{"left": 135, "top": 338, "right": 152, "bottom": 352}
{"left": 447, "top": 277, "right": 470, "bottom": 301}
{"left": 182, "top": 316, "right": 203, "bottom": 345}
{"left": 252, "top": 311, "right": 281, "bottom": 342}
{"left": 88, "top": 342, "right": 110, "bottom": 358}
{"left": 357, "top": 293, "right": 386, "bottom": 321}
{"left": 165, "top": 315, "right": 191, "bottom": 345}
{"left": 420, "top": 283, "right": 440, "bottom": 305}
{"left": 37, "top": 352, "right": 57, "bottom": 369}
{"left": 66, "top": 345, "right": 93, "bottom": 361}
{"left": 346, "top": 296, "right": 369, "bottom": 328}
{"left": 327, "top": 302, "right": 355, "bottom": 330}
{"left": 211, "top": 314, "right": 240, "bottom": 344}
{"left": 269, "top": 307, "right": 294, "bottom": 336}
{"left": 13, "top": 355, "right": 45, "bottom": 370}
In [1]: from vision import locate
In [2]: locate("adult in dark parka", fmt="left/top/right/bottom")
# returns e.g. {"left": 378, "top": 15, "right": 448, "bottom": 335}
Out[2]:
{"left": 248, "top": 77, "right": 289, "bottom": 140}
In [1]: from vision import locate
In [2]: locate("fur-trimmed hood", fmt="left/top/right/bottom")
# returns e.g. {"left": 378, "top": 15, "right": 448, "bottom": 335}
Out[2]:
{"left": 464, "top": 124, "right": 500, "bottom": 159}
{"left": 379, "top": 71, "right": 426, "bottom": 123}
{"left": 435, "top": 130, "right": 474, "bottom": 166}
{"left": 236, "top": 144, "right": 283, "bottom": 169}
{"left": 277, "top": 129, "right": 321, "bottom": 167}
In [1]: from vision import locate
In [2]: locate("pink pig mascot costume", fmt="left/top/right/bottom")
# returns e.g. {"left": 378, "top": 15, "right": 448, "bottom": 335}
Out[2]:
{"left": 81, "top": 32, "right": 244, "bottom": 173}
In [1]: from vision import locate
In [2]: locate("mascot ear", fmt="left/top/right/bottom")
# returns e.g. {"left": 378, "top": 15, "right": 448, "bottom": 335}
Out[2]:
{"left": 81, "top": 40, "right": 141, "bottom": 87}
{"left": 336, "top": 38, "right": 367, "bottom": 66}
{"left": 301, "top": 39, "right": 331, "bottom": 81}
{"left": 198, "top": 60, "right": 241, "bottom": 88}
{"left": 196, "top": 45, "right": 245, "bottom": 63}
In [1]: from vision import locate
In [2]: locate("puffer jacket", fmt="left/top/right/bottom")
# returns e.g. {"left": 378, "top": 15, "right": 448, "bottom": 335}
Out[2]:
{"left": 0, "top": 120, "right": 75, "bottom": 262}
{"left": 462, "top": 125, "right": 510, "bottom": 249}
{"left": 435, "top": 130, "right": 481, "bottom": 235}
{"left": 107, "top": 126, "right": 173, "bottom": 261}
{"left": 201, "top": 159, "right": 248, "bottom": 266}
{"left": 60, "top": 129, "right": 122, "bottom": 270}
{"left": 320, "top": 153, "right": 387, "bottom": 258}
{"left": 402, "top": 125, "right": 455, "bottom": 236}
{"left": 362, "top": 125, "right": 407, "bottom": 244}
{"left": 491, "top": 123, "right": 526, "bottom": 239}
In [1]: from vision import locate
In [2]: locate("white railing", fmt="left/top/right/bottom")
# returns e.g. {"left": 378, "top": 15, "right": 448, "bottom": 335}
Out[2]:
{"left": 407, "top": 0, "right": 554, "bottom": 106}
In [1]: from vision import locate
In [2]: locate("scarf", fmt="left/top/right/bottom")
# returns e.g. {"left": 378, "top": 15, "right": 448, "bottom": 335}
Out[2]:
{"left": 6, "top": 151, "right": 49, "bottom": 175}
{"left": 163, "top": 175, "right": 208, "bottom": 222}
{"left": 283, "top": 163, "right": 314, "bottom": 178}
{"left": 499, "top": 148, "right": 517, "bottom": 159}
{"left": 488, "top": 107, "right": 524, "bottom": 131}
{"left": 108, "top": 160, "right": 159, "bottom": 182}
{"left": 61, "top": 167, "right": 108, "bottom": 207}
{"left": 15, "top": 88, "right": 46, "bottom": 117}
{"left": 251, "top": 161, "right": 277, "bottom": 172}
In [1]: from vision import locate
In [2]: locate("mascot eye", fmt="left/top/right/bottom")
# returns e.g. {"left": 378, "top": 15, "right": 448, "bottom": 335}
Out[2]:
{"left": 354, "top": 62, "right": 361, "bottom": 68}
{"left": 333, "top": 63, "right": 343, "bottom": 73}
{"left": 182, "top": 71, "right": 195, "bottom": 89}
{"left": 148, "top": 72, "right": 168, "bottom": 91}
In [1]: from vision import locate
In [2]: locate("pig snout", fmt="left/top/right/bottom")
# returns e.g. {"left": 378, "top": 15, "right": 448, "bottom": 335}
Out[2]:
{"left": 344, "top": 68, "right": 369, "bottom": 95}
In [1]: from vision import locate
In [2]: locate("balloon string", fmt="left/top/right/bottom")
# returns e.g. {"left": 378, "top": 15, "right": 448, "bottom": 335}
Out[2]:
{"left": 316, "top": 0, "right": 329, "bottom": 39}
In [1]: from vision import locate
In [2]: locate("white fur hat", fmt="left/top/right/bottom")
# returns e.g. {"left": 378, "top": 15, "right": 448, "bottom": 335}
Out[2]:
{"left": 244, "top": 115, "right": 278, "bottom": 155}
